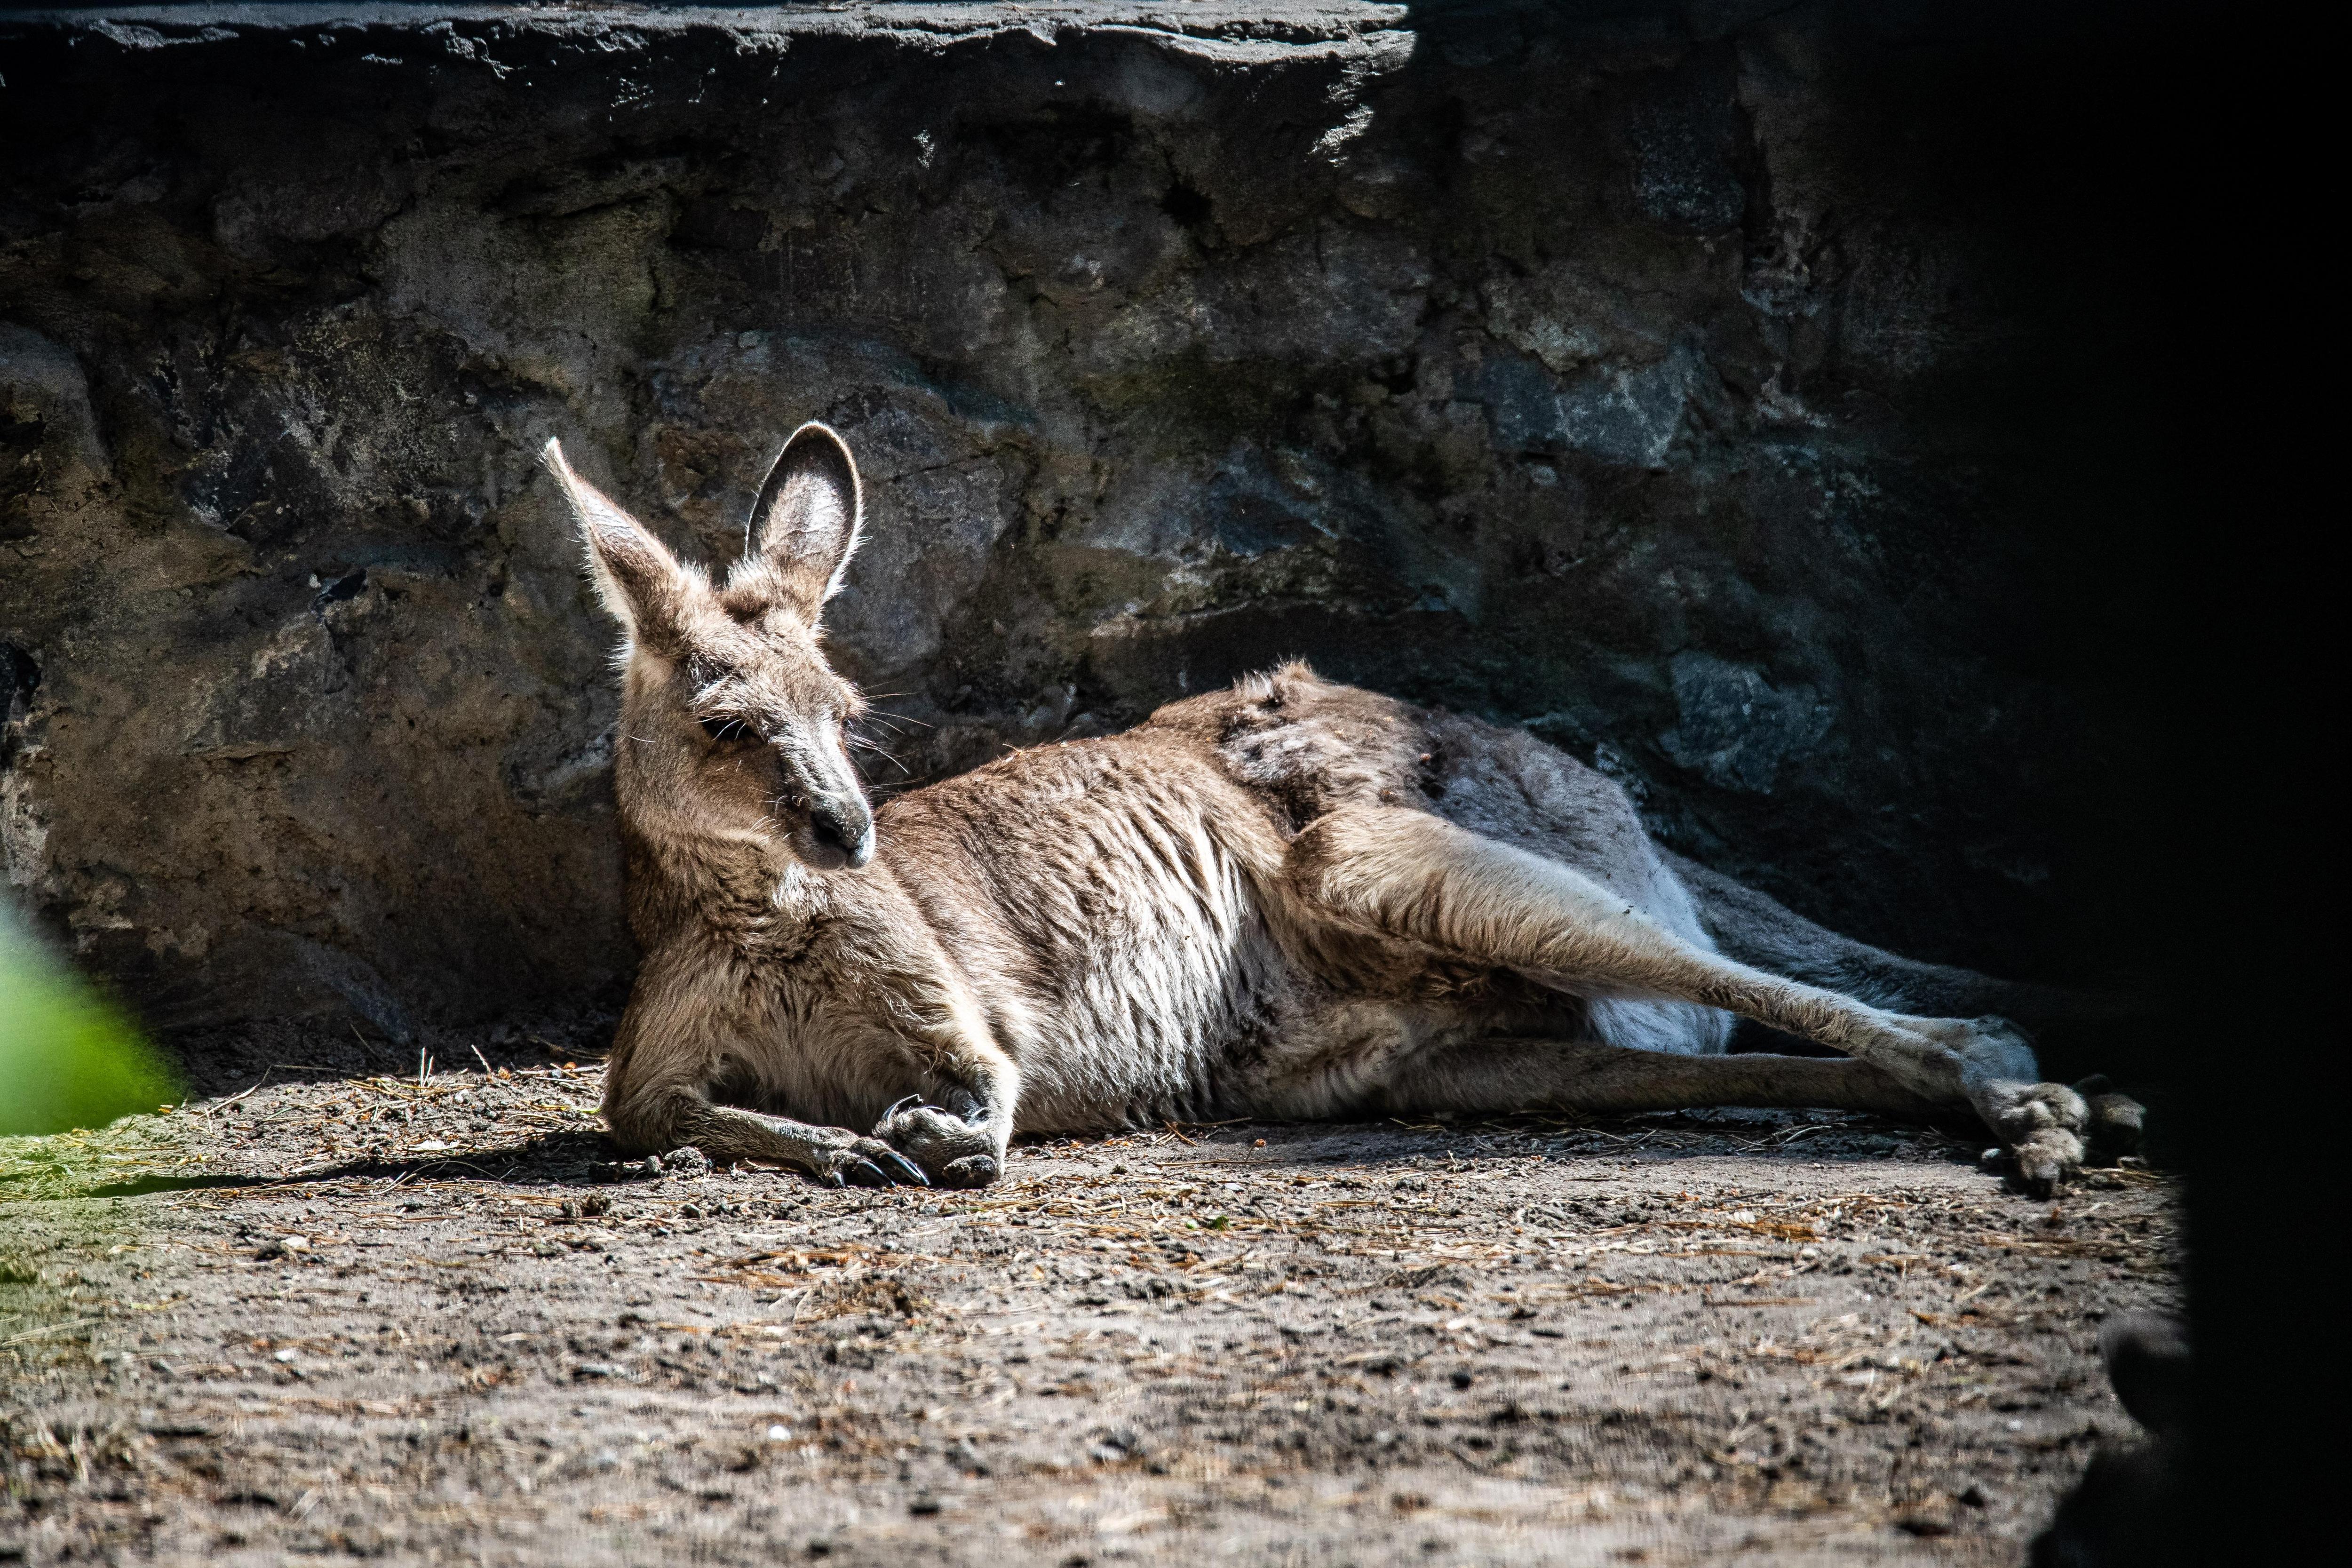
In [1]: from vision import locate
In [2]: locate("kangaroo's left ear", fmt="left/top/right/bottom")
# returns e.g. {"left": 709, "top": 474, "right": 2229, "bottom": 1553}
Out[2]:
{"left": 737, "top": 421, "right": 863, "bottom": 618}
{"left": 543, "top": 438, "right": 696, "bottom": 653}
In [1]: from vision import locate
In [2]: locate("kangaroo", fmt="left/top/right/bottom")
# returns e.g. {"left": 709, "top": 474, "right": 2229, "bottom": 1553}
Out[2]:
{"left": 542, "top": 425, "right": 2140, "bottom": 1200}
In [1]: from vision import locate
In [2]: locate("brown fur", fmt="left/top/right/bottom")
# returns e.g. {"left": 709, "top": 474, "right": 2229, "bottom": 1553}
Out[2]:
{"left": 540, "top": 429, "right": 2137, "bottom": 1197}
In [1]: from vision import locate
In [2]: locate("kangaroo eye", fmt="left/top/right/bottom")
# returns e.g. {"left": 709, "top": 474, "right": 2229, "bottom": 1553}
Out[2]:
{"left": 698, "top": 715, "right": 751, "bottom": 745}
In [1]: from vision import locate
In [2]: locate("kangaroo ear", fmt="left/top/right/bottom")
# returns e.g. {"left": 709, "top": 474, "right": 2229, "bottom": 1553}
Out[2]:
{"left": 542, "top": 438, "right": 691, "bottom": 649}
{"left": 739, "top": 422, "right": 862, "bottom": 617}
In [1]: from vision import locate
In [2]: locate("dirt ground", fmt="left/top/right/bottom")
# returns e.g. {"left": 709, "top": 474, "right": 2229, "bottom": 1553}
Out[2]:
{"left": 2, "top": 1026, "right": 2179, "bottom": 1567}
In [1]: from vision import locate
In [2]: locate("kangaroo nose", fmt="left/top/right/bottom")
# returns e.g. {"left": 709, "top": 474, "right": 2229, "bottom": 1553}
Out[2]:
{"left": 810, "top": 801, "right": 874, "bottom": 868}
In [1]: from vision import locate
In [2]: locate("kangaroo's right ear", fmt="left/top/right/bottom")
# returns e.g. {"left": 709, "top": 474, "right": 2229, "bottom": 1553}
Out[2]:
{"left": 739, "top": 422, "right": 863, "bottom": 619}
{"left": 542, "top": 439, "right": 692, "bottom": 649}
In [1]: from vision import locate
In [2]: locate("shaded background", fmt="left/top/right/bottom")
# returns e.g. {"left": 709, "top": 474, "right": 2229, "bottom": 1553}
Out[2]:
{"left": 1, "top": 1, "right": 2175, "bottom": 1056}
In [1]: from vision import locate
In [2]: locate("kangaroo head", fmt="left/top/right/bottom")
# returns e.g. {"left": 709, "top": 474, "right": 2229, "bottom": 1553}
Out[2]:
{"left": 543, "top": 423, "right": 874, "bottom": 871}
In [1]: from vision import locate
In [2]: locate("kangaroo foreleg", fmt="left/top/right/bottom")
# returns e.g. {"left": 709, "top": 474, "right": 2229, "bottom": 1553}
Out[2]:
{"left": 1286, "top": 807, "right": 2123, "bottom": 1194}
{"left": 628, "top": 1093, "right": 930, "bottom": 1188}
{"left": 603, "top": 944, "right": 1019, "bottom": 1189}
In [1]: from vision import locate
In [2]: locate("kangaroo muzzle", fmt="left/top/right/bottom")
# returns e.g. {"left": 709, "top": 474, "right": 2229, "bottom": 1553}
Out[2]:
{"left": 800, "top": 794, "right": 874, "bottom": 871}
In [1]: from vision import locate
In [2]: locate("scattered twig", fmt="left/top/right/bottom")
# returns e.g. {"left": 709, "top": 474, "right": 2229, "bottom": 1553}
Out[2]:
{"left": 196, "top": 1075, "right": 272, "bottom": 1118}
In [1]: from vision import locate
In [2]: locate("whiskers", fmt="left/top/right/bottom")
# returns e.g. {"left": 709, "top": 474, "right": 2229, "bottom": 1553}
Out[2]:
{"left": 835, "top": 700, "right": 943, "bottom": 795}
{"left": 846, "top": 708, "right": 934, "bottom": 780}
{"left": 759, "top": 792, "right": 798, "bottom": 835}
{"left": 860, "top": 708, "right": 934, "bottom": 736}
{"left": 847, "top": 731, "right": 910, "bottom": 776}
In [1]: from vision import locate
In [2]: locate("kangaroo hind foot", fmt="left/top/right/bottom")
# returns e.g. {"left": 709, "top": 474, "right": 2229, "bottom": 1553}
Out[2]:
{"left": 1286, "top": 806, "right": 2141, "bottom": 1197}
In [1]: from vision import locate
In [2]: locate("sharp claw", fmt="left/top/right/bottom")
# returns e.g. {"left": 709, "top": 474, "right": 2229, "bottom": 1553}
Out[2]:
{"left": 875, "top": 1149, "right": 931, "bottom": 1187}
{"left": 844, "top": 1160, "right": 890, "bottom": 1188}
{"left": 822, "top": 1168, "right": 846, "bottom": 1189}
{"left": 882, "top": 1094, "right": 926, "bottom": 1122}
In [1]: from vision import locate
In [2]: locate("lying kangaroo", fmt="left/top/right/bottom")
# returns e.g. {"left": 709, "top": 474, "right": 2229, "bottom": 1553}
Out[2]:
{"left": 543, "top": 425, "right": 2138, "bottom": 1198}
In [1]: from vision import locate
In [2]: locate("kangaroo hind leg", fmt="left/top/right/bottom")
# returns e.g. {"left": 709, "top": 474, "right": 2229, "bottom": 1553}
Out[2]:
{"left": 1286, "top": 805, "right": 2100, "bottom": 1195}
{"left": 1375, "top": 1037, "right": 1944, "bottom": 1121}
{"left": 1663, "top": 846, "right": 2149, "bottom": 1158}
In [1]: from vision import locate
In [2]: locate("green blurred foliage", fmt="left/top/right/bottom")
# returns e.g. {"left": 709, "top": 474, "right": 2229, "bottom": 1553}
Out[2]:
{"left": 0, "top": 907, "right": 181, "bottom": 1136}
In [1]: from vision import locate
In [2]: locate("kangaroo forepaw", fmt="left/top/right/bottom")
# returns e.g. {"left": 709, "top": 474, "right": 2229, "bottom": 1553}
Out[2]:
{"left": 872, "top": 1099, "right": 1002, "bottom": 1188}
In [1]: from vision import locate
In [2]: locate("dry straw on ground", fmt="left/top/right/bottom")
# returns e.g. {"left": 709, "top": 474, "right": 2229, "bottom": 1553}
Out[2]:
{"left": 3, "top": 1033, "right": 2176, "bottom": 1566}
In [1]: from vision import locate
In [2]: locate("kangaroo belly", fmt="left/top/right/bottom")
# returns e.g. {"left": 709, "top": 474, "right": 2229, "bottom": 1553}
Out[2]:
{"left": 883, "top": 737, "right": 1303, "bottom": 1133}
{"left": 996, "top": 826, "right": 1299, "bottom": 1133}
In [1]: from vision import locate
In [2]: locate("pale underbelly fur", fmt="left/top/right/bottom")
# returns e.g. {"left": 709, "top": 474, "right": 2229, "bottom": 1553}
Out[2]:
{"left": 994, "top": 869, "right": 1734, "bottom": 1135}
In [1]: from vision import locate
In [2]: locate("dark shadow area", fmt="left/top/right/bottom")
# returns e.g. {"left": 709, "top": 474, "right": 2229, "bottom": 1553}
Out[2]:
{"left": 25, "top": 1109, "right": 1995, "bottom": 1203}
{"left": 157, "top": 1015, "right": 622, "bottom": 1105}
{"left": 71, "top": 1132, "right": 642, "bottom": 1199}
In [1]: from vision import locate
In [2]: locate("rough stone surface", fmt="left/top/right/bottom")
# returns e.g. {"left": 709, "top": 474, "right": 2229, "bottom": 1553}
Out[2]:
{"left": 0, "top": 3, "right": 2169, "bottom": 1040}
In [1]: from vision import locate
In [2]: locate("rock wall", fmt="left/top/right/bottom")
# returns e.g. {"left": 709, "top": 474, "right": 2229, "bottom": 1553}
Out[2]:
{"left": 0, "top": 3, "right": 2171, "bottom": 1039}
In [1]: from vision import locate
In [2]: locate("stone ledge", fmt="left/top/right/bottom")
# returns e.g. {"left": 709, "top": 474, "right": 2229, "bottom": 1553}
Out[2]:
{"left": 4, "top": 2, "right": 1406, "bottom": 47}
{"left": 0, "top": 1, "right": 2159, "bottom": 1035}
